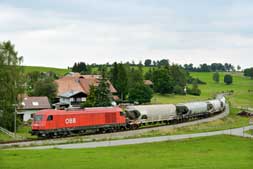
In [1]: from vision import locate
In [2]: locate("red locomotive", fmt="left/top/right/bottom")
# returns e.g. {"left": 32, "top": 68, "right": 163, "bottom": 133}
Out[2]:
{"left": 31, "top": 107, "right": 126, "bottom": 137}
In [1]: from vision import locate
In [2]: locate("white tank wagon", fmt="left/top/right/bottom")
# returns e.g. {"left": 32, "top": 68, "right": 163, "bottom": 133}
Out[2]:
{"left": 125, "top": 104, "right": 177, "bottom": 125}
{"left": 219, "top": 97, "right": 226, "bottom": 110}
{"left": 207, "top": 99, "right": 224, "bottom": 113}
{"left": 176, "top": 101, "right": 212, "bottom": 118}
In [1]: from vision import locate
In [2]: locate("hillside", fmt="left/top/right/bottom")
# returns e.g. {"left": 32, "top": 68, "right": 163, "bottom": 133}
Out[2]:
{"left": 23, "top": 66, "right": 253, "bottom": 108}
{"left": 153, "top": 72, "right": 253, "bottom": 108}
{"left": 24, "top": 66, "right": 70, "bottom": 76}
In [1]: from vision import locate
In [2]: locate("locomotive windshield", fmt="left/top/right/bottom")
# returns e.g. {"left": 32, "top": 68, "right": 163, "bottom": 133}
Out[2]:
{"left": 34, "top": 115, "right": 43, "bottom": 121}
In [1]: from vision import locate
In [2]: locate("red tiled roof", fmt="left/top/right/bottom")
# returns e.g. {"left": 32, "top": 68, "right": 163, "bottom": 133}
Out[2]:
{"left": 55, "top": 76, "right": 85, "bottom": 95}
{"left": 55, "top": 74, "right": 117, "bottom": 96}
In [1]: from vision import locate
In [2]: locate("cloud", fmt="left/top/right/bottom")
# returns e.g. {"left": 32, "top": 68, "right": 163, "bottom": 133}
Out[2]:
{"left": 0, "top": 1, "right": 253, "bottom": 68}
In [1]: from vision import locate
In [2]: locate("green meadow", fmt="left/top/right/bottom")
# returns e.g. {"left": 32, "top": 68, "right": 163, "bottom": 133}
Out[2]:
{"left": 1, "top": 135, "right": 252, "bottom": 169}
{"left": 152, "top": 72, "right": 253, "bottom": 108}
{"left": 24, "top": 66, "right": 69, "bottom": 76}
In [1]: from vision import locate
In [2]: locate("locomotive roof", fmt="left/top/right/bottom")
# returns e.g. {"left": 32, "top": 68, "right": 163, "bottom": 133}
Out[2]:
{"left": 35, "top": 107, "right": 122, "bottom": 116}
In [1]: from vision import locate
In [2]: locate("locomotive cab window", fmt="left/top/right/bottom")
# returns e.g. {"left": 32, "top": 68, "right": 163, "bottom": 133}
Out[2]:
{"left": 120, "top": 112, "right": 125, "bottom": 116}
{"left": 47, "top": 115, "right": 53, "bottom": 121}
{"left": 34, "top": 115, "right": 43, "bottom": 121}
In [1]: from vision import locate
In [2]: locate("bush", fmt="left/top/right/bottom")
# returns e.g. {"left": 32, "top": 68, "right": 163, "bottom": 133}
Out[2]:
{"left": 224, "top": 74, "right": 233, "bottom": 85}
{"left": 188, "top": 77, "right": 206, "bottom": 84}
{"left": 213, "top": 72, "right": 220, "bottom": 83}
{"left": 173, "top": 85, "right": 184, "bottom": 95}
{"left": 187, "top": 80, "right": 201, "bottom": 96}
{"left": 128, "top": 85, "right": 153, "bottom": 104}
{"left": 187, "top": 87, "right": 201, "bottom": 96}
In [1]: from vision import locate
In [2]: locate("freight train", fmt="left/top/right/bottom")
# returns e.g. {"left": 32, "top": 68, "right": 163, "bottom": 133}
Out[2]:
{"left": 31, "top": 97, "right": 226, "bottom": 138}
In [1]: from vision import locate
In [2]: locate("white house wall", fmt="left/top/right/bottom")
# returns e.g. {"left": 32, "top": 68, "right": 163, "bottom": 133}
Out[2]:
{"left": 17, "top": 110, "right": 38, "bottom": 121}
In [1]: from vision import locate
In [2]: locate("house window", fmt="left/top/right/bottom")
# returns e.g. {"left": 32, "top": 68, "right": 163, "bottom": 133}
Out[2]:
{"left": 32, "top": 102, "right": 39, "bottom": 106}
{"left": 81, "top": 97, "right": 86, "bottom": 101}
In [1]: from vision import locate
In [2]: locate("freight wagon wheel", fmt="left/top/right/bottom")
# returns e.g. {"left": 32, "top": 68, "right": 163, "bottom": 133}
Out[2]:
{"left": 131, "top": 124, "right": 139, "bottom": 130}
{"left": 99, "top": 128, "right": 106, "bottom": 134}
{"left": 120, "top": 126, "right": 125, "bottom": 131}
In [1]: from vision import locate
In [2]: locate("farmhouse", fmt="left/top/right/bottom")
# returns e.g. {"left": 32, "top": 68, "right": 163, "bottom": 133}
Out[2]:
{"left": 54, "top": 73, "right": 118, "bottom": 107}
{"left": 17, "top": 96, "right": 51, "bottom": 121}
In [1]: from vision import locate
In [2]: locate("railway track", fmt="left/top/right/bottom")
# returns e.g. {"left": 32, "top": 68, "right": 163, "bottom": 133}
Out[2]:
{"left": 0, "top": 104, "right": 229, "bottom": 148}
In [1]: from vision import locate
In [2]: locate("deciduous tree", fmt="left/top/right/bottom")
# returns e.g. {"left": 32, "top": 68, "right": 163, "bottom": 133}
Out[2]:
{"left": 213, "top": 72, "right": 220, "bottom": 83}
{"left": 0, "top": 41, "right": 24, "bottom": 131}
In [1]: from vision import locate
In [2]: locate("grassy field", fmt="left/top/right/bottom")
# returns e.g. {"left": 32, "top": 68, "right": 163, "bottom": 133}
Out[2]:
{"left": 1, "top": 135, "right": 252, "bottom": 169}
{"left": 0, "top": 132, "right": 12, "bottom": 142}
{"left": 152, "top": 72, "right": 253, "bottom": 108}
{"left": 0, "top": 126, "right": 37, "bottom": 142}
{"left": 245, "top": 130, "right": 253, "bottom": 135}
{"left": 24, "top": 66, "right": 70, "bottom": 76}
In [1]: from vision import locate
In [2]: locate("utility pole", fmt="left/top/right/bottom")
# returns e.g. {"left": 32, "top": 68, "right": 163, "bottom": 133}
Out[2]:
{"left": 13, "top": 104, "right": 17, "bottom": 139}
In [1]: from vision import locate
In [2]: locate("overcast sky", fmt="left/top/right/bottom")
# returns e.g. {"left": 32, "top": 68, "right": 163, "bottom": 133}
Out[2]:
{"left": 1, "top": 0, "right": 253, "bottom": 68}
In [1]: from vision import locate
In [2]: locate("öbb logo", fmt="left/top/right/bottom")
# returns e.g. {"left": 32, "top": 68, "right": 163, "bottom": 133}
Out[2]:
{"left": 65, "top": 118, "right": 76, "bottom": 124}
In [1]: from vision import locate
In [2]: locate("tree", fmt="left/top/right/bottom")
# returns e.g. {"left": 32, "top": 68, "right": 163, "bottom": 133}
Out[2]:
{"left": 26, "top": 71, "right": 42, "bottom": 94}
{"left": 199, "top": 64, "right": 211, "bottom": 72}
{"left": 144, "top": 59, "right": 152, "bottom": 66}
{"left": 81, "top": 85, "right": 97, "bottom": 107}
{"left": 128, "top": 84, "right": 153, "bottom": 104}
{"left": 30, "top": 78, "right": 58, "bottom": 103}
{"left": 0, "top": 41, "right": 25, "bottom": 131}
{"left": 82, "top": 68, "right": 112, "bottom": 107}
{"left": 224, "top": 74, "right": 233, "bottom": 85}
{"left": 237, "top": 65, "right": 241, "bottom": 71}
{"left": 244, "top": 68, "right": 253, "bottom": 79}
{"left": 184, "top": 63, "right": 194, "bottom": 71}
{"left": 26, "top": 71, "right": 58, "bottom": 95}
{"left": 157, "top": 59, "right": 169, "bottom": 67}
{"left": 188, "top": 80, "right": 201, "bottom": 96}
{"left": 128, "top": 67, "right": 144, "bottom": 89}
{"left": 213, "top": 72, "right": 220, "bottom": 83}
{"left": 170, "top": 64, "right": 188, "bottom": 87}
{"left": 95, "top": 68, "right": 112, "bottom": 107}
{"left": 109, "top": 62, "right": 119, "bottom": 88}
{"left": 173, "top": 85, "right": 184, "bottom": 95}
{"left": 117, "top": 64, "right": 128, "bottom": 100}
{"left": 152, "top": 67, "right": 174, "bottom": 94}
{"left": 144, "top": 68, "right": 153, "bottom": 80}
{"left": 152, "top": 60, "right": 157, "bottom": 66}
{"left": 72, "top": 62, "right": 91, "bottom": 74}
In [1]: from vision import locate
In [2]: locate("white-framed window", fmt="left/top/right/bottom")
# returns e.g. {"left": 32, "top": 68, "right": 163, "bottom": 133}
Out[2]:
{"left": 32, "top": 102, "right": 39, "bottom": 106}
